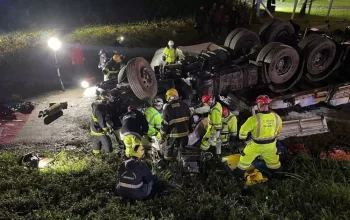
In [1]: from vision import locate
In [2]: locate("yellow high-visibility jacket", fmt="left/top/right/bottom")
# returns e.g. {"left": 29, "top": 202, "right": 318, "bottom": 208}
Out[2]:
{"left": 207, "top": 102, "right": 222, "bottom": 137}
{"left": 162, "top": 47, "right": 177, "bottom": 64}
{"left": 145, "top": 106, "right": 162, "bottom": 139}
{"left": 221, "top": 112, "right": 237, "bottom": 144}
{"left": 239, "top": 111, "right": 282, "bottom": 144}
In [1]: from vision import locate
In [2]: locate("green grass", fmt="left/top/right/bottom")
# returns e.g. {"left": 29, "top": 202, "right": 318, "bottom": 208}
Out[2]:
{"left": 1, "top": 140, "right": 350, "bottom": 219}
{"left": 280, "top": 0, "right": 350, "bottom": 7}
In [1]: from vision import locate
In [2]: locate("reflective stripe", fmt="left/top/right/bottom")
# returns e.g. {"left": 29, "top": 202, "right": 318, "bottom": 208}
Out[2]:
{"left": 149, "top": 112, "right": 160, "bottom": 125}
{"left": 121, "top": 132, "right": 141, "bottom": 138}
{"left": 256, "top": 114, "right": 261, "bottom": 138}
{"left": 211, "top": 107, "right": 220, "bottom": 113}
{"left": 169, "top": 117, "right": 189, "bottom": 125}
{"left": 274, "top": 113, "right": 279, "bottom": 136}
{"left": 90, "top": 128, "right": 105, "bottom": 136}
{"left": 169, "top": 131, "right": 189, "bottom": 138}
{"left": 91, "top": 113, "right": 98, "bottom": 122}
{"left": 119, "top": 182, "right": 143, "bottom": 189}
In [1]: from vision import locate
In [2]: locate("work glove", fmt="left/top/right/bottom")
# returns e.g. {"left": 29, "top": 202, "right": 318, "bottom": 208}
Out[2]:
{"left": 208, "top": 137, "right": 215, "bottom": 146}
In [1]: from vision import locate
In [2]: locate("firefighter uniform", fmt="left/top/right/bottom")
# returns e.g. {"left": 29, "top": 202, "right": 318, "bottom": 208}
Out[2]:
{"left": 115, "top": 158, "right": 153, "bottom": 200}
{"left": 237, "top": 111, "right": 282, "bottom": 171}
{"left": 120, "top": 110, "right": 149, "bottom": 157}
{"left": 220, "top": 112, "right": 237, "bottom": 146}
{"left": 145, "top": 106, "right": 162, "bottom": 140}
{"left": 90, "top": 102, "right": 113, "bottom": 154}
{"left": 161, "top": 99, "right": 192, "bottom": 160}
{"left": 200, "top": 102, "right": 223, "bottom": 151}
{"left": 103, "top": 58, "right": 122, "bottom": 81}
{"left": 162, "top": 47, "right": 178, "bottom": 64}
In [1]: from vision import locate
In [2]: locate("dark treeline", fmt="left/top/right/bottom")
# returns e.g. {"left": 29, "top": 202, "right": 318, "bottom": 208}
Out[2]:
{"left": 0, "top": 0, "right": 236, "bottom": 30}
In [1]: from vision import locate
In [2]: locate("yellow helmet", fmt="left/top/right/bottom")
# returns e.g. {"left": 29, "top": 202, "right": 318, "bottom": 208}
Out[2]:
{"left": 130, "top": 145, "right": 145, "bottom": 159}
{"left": 165, "top": 88, "right": 179, "bottom": 102}
{"left": 113, "top": 54, "right": 121, "bottom": 62}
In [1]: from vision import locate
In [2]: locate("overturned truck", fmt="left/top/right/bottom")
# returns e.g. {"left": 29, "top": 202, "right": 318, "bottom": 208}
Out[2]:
{"left": 99, "top": 19, "right": 350, "bottom": 137}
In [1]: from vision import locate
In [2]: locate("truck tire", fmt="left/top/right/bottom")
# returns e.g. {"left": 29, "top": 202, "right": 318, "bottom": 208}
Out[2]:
{"left": 224, "top": 28, "right": 247, "bottom": 47}
{"left": 256, "top": 42, "right": 284, "bottom": 62}
{"left": 264, "top": 44, "right": 300, "bottom": 84}
{"left": 304, "top": 37, "right": 336, "bottom": 75}
{"left": 126, "top": 57, "right": 158, "bottom": 100}
{"left": 261, "top": 18, "right": 295, "bottom": 45}
{"left": 117, "top": 65, "right": 127, "bottom": 83}
{"left": 229, "top": 30, "right": 261, "bottom": 56}
{"left": 298, "top": 34, "right": 321, "bottom": 51}
{"left": 259, "top": 18, "right": 280, "bottom": 37}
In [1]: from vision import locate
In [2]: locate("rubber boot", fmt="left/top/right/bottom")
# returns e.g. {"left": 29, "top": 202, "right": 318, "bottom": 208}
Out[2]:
{"left": 269, "top": 166, "right": 283, "bottom": 179}
{"left": 232, "top": 167, "right": 246, "bottom": 181}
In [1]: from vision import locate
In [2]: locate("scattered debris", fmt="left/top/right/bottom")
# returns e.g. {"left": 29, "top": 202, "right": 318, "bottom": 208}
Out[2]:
{"left": 18, "top": 152, "right": 54, "bottom": 168}
{"left": 320, "top": 148, "right": 350, "bottom": 161}
{"left": 38, "top": 102, "right": 68, "bottom": 124}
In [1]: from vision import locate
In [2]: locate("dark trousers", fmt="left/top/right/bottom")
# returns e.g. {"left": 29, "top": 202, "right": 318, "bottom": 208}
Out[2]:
{"left": 164, "top": 136, "right": 189, "bottom": 160}
{"left": 92, "top": 135, "right": 113, "bottom": 153}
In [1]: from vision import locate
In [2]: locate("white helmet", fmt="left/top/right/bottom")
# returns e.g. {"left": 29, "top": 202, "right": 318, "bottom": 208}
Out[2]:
{"left": 168, "top": 40, "right": 174, "bottom": 46}
{"left": 154, "top": 98, "right": 164, "bottom": 106}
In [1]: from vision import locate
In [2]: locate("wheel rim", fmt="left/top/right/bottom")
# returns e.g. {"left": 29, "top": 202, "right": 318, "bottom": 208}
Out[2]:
{"left": 141, "top": 67, "right": 153, "bottom": 88}
{"left": 275, "top": 56, "right": 292, "bottom": 76}
{"left": 275, "top": 30, "right": 290, "bottom": 43}
{"left": 312, "top": 50, "right": 331, "bottom": 69}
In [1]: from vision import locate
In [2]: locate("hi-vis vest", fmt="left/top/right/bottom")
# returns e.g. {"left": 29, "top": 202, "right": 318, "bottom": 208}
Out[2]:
{"left": 239, "top": 111, "right": 282, "bottom": 144}
{"left": 208, "top": 102, "right": 222, "bottom": 135}
{"left": 163, "top": 47, "right": 177, "bottom": 63}
{"left": 220, "top": 112, "right": 237, "bottom": 144}
{"left": 145, "top": 107, "right": 161, "bottom": 137}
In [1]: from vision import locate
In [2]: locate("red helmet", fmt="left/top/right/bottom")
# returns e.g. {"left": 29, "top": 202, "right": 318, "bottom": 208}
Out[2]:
{"left": 256, "top": 95, "right": 271, "bottom": 106}
{"left": 222, "top": 107, "right": 229, "bottom": 117}
{"left": 201, "top": 94, "right": 212, "bottom": 104}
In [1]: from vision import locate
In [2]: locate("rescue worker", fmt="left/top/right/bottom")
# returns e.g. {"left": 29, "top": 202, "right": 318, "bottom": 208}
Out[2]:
{"left": 90, "top": 98, "right": 113, "bottom": 155}
{"left": 162, "top": 40, "right": 179, "bottom": 65}
{"left": 161, "top": 88, "right": 192, "bottom": 160}
{"left": 200, "top": 94, "right": 222, "bottom": 152}
{"left": 98, "top": 49, "right": 108, "bottom": 70}
{"left": 220, "top": 106, "right": 237, "bottom": 147}
{"left": 103, "top": 54, "right": 122, "bottom": 81}
{"left": 233, "top": 95, "right": 283, "bottom": 179}
{"left": 115, "top": 145, "right": 153, "bottom": 200}
{"left": 120, "top": 106, "right": 149, "bottom": 157}
{"left": 145, "top": 98, "right": 164, "bottom": 140}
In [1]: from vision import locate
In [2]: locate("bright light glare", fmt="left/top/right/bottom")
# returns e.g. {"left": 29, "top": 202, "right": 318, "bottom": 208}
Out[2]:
{"left": 120, "top": 36, "right": 124, "bottom": 41}
{"left": 83, "top": 86, "right": 98, "bottom": 97}
{"left": 48, "top": 37, "right": 61, "bottom": 51}
{"left": 81, "top": 80, "right": 89, "bottom": 89}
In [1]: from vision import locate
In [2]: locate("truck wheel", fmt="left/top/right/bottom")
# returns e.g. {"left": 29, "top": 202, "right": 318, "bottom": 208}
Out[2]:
{"left": 298, "top": 34, "right": 322, "bottom": 51}
{"left": 261, "top": 18, "right": 295, "bottom": 45}
{"left": 304, "top": 37, "right": 336, "bottom": 75}
{"left": 229, "top": 30, "right": 261, "bottom": 56}
{"left": 256, "top": 42, "right": 284, "bottom": 62}
{"left": 258, "top": 18, "right": 280, "bottom": 37}
{"left": 117, "top": 65, "right": 127, "bottom": 83}
{"left": 264, "top": 45, "right": 300, "bottom": 84}
{"left": 126, "top": 57, "right": 158, "bottom": 100}
{"left": 224, "top": 28, "right": 248, "bottom": 47}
